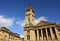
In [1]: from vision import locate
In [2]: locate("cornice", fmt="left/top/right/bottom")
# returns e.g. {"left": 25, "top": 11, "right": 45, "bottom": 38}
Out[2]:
{"left": 0, "top": 27, "right": 20, "bottom": 38}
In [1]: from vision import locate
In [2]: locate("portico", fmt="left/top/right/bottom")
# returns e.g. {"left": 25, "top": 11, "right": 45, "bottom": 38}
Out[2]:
{"left": 34, "top": 27, "right": 58, "bottom": 41}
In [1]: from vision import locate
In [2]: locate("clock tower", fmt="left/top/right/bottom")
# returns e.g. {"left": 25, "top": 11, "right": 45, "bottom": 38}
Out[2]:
{"left": 25, "top": 4, "right": 35, "bottom": 27}
{"left": 24, "top": 4, "right": 36, "bottom": 41}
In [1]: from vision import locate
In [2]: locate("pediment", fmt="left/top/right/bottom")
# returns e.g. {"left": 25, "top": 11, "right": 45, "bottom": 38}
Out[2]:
{"left": 37, "top": 21, "right": 52, "bottom": 26}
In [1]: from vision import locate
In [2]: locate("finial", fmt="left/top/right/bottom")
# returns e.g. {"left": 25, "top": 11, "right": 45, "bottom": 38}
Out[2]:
{"left": 28, "top": 3, "right": 32, "bottom": 7}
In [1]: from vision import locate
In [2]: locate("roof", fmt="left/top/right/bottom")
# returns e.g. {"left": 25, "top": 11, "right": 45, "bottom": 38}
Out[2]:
{"left": 26, "top": 4, "right": 35, "bottom": 13}
{"left": 37, "top": 20, "right": 56, "bottom": 26}
{"left": 27, "top": 4, "right": 32, "bottom": 9}
{"left": 57, "top": 24, "right": 60, "bottom": 27}
{"left": 0, "top": 27, "right": 20, "bottom": 38}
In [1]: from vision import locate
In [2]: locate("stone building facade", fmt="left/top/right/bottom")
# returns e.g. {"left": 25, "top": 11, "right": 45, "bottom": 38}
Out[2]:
{"left": 0, "top": 27, "right": 22, "bottom": 41}
{"left": 24, "top": 5, "right": 60, "bottom": 41}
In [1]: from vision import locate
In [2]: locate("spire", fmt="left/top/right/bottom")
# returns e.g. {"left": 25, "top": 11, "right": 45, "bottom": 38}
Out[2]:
{"left": 27, "top": 4, "right": 32, "bottom": 8}
{"left": 26, "top": 4, "right": 34, "bottom": 13}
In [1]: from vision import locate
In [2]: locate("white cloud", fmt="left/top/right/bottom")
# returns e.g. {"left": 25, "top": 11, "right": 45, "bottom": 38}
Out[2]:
{"left": 35, "top": 16, "right": 48, "bottom": 24}
{"left": 0, "top": 15, "right": 15, "bottom": 27}
{"left": 16, "top": 16, "right": 47, "bottom": 28}
{"left": 20, "top": 34, "right": 24, "bottom": 38}
{"left": 16, "top": 19, "right": 25, "bottom": 27}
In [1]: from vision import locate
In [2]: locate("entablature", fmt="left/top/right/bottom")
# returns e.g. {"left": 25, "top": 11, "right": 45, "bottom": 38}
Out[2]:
{"left": 24, "top": 24, "right": 57, "bottom": 31}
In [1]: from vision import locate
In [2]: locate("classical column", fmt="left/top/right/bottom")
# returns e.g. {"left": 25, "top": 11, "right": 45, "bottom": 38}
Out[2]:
{"left": 41, "top": 29, "right": 43, "bottom": 40}
{"left": 46, "top": 28, "right": 48, "bottom": 40}
{"left": 54, "top": 27, "right": 59, "bottom": 39}
{"left": 50, "top": 28, "right": 54, "bottom": 40}
{"left": 39, "top": 29, "right": 41, "bottom": 40}
{"left": 37, "top": 29, "right": 39, "bottom": 41}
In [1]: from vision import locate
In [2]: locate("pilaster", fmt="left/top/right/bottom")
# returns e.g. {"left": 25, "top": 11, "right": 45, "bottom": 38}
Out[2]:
{"left": 24, "top": 31, "right": 27, "bottom": 41}
{"left": 30, "top": 30, "right": 35, "bottom": 41}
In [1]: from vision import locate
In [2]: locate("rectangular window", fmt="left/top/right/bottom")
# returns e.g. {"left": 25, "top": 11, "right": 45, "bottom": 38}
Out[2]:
{"left": 27, "top": 35, "right": 30, "bottom": 40}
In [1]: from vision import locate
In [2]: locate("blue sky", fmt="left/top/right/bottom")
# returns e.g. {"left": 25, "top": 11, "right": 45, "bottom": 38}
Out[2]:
{"left": 0, "top": 0, "right": 60, "bottom": 38}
